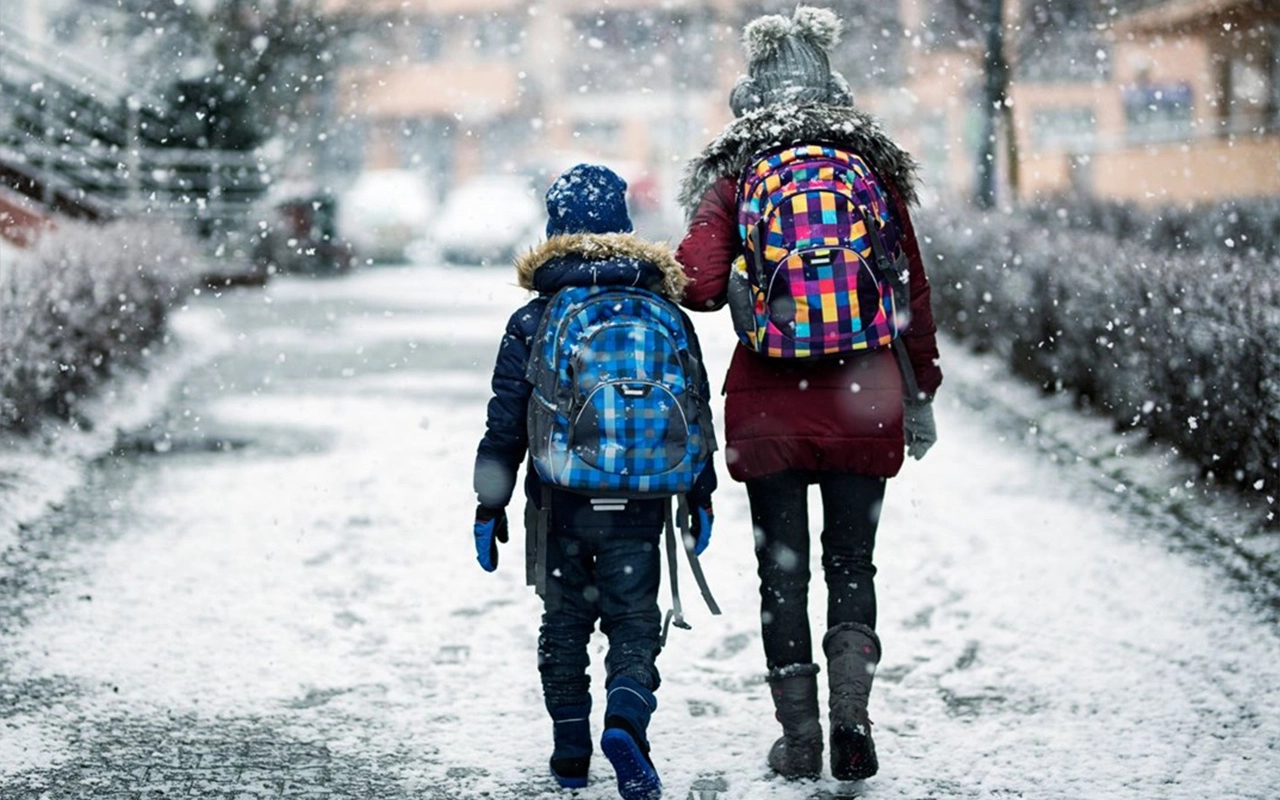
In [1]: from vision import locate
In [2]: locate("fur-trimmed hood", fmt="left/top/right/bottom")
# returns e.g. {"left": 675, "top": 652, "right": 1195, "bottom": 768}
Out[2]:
{"left": 678, "top": 103, "right": 919, "bottom": 218}
{"left": 515, "top": 232, "right": 688, "bottom": 301}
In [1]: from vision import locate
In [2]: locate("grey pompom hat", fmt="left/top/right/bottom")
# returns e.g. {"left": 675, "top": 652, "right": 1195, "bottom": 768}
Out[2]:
{"left": 729, "top": 5, "right": 853, "bottom": 117}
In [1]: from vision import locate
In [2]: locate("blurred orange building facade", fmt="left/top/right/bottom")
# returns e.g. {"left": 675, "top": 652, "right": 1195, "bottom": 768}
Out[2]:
{"left": 320, "top": 0, "right": 747, "bottom": 229}
{"left": 8, "top": 0, "right": 1277, "bottom": 215}
{"left": 1008, "top": 0, "right": 1280, "bottom": 206}
{"left": 323, "top": 0, "right": 1279, "bottom": 214}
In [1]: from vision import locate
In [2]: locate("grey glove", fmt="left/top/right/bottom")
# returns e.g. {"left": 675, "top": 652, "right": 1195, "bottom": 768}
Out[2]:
{"left": 903, "top": 401, "right": 937, "bottom": 461}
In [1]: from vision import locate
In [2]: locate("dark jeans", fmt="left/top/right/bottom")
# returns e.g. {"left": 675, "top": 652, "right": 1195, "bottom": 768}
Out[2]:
{"left": 537, "top": 529, "right": 662, "bottom": 712}
{"left": 746, "top": 469, "right": 885, "bottom": 671}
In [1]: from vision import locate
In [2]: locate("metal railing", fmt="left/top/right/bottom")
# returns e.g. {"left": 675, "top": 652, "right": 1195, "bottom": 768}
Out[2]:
{"left": 0, "top": 22, "right": 268, "bottom": 231}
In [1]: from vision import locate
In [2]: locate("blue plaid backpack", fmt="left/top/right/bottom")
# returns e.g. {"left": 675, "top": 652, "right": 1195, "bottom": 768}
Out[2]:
{"left": 526, "top": 284, "right": 714, "bottom": 497}
{"left": 525, "top": 283, "right": 721, "bottom": 631}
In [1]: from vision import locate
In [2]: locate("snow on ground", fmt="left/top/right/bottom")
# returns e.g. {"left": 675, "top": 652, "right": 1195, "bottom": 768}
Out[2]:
{"left": 1, "top": 262, "right": 1277, "bottom": 799}
{"left": 0, "top": 305, "right": 231, "bottom": 551}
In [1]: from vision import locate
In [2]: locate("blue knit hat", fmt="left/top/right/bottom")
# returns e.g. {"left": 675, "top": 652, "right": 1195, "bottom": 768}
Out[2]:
{"left": 544, "top": 164, "right": 633, "bottom": 238}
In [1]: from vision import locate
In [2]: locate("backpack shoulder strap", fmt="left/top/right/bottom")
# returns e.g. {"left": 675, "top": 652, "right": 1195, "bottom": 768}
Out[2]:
{"left": 677, "top": 494, "right": 721, "bottom": 616}
{"left": 659, "top": 495, "right": 721, "bottom": 645}
{"left": 853, "top": 201, "right": 922, "bottom": 400}
{"left": 527, "top": 485, "right": 552, "bottom": 597}
{"left": 659, "top": 500, "right": 686, "bottom": 646}
{"left": 892, "top": 340, "right": 921, "bottom": 403}
{"left": 524, "top": 290, "right": 562, "bottom": 384}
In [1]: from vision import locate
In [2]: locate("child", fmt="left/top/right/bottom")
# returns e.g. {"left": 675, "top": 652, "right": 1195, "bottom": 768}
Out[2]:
{"left": 472, "top": 164, "right": 717, "bottom": 800}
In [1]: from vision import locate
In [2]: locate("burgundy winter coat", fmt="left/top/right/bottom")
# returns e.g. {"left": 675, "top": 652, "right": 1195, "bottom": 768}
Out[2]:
{"left": 674, "top": 107, "right": 943, "bottom": 482}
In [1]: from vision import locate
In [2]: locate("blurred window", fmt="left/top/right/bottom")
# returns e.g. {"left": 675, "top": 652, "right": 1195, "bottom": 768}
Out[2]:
{"left": 469, "top": 13, "right": 523, "bottom": 59}
{"left": 565, "top": 10, "right": 715, "bottom": 94}
{"left": 1203, "top": 21, "right": 1279, "bottom": 136}
{"left": 1030, "top": 106, "right": 1097, "bottom": 152}
{"left": 50, "top": 9, "right": 79, "bottom": 43}
{"left": 652, "top": 114, "right": 697, "bottom": 159}
{"left": 1017, "top": 0, "right": 1110, "bottom": 83}
{"left": 566, "top": 10, "right": 657, "bottom": 92}
{"left": 396, "top": 118, "right": 429, "bottom": 171}
{"left": 670, "top": 11, "right": 717, "bottom": 91}
{"left": 1223, "top": 25, "right": 1278, "bottom": 135}
{"left": 910, "top": 0, "right": 986, "bottom": 48}
{"left": 915, "top": 111, "right": 950, "bottom": 189}
{"left": 348, "top": 26, "right": 403, "bottom": 66}
{"left": 480, "top": 116, "right": 528, "bottom": 166}
{"left": 418, "top": 24, "right": 444, "bottom": 62}
{"left": 1123, "top": 82, "right": 1193, "bottom": 144}
{"left": 829, "top": 1, "right": 905, "bottom": 84}
{"left": 569, "top": 119, "right": 622, "bottom": 156}
{"left": 1229, "top": 58, "right": 1270, "bottom": 133}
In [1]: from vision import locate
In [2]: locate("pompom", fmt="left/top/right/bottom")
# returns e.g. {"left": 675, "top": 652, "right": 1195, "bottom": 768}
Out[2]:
{"left": 792, "top": 6, "right": 842, "bottom": 51}
{"left": 742, "top": 14, "right": 792, "bottom": 61}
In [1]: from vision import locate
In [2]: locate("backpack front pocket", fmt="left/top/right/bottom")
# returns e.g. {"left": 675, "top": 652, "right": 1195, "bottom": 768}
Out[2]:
{"left": 571, "top": 381, "right": 688, "bottom": 474}
{"left": 762, "top": 245, "right": 886, "bottom": 354}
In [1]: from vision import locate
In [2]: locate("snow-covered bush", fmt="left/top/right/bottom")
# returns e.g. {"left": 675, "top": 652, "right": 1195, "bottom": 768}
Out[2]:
{"left": 0, "top": 220, "right": 202, "bottom": 432}
{"left": 919, "top": 207, "right": 1279, "bottom": 521}
{"left": 1025, "top": 196, "right": 1280, "bottom": 261}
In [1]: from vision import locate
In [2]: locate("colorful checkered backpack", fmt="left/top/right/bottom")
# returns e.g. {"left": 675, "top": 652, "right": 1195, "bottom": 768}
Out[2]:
{"left": 525, "top": 284, "right": 714, "bottom": 498}
{"left": 729, "top": 144, "right": 912, "bottom": 359}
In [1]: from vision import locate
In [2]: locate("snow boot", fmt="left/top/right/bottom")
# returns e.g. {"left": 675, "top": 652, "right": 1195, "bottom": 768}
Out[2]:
{"left": 765, "top": 663, "right": 823, "bottom": 779}
{"left": 824, "top": 622, "right": 881, "bottom": 782}
{"left": 600, "top": 676, "right": 662, "bottom": 800}
{"left": 549, "top": 701, "right": 592, "bottom": 789}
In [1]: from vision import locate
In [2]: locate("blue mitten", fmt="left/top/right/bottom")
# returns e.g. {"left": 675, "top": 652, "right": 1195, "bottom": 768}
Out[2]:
{"left": 473, "top": 505, "right": 509, "bottom": 572}
{"left": 688, "top": 503, "right": 713, "bottom": 556}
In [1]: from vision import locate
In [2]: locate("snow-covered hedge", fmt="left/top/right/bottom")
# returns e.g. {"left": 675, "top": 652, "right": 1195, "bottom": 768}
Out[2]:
{"left": 0, "top": 220, "right": 202, "bottom": 432}
{"left": 1024, "top": 196, "right": 1280, "bottom": 261}
{"left": 918, "top": 207, "right": 1279, "bottom": 518}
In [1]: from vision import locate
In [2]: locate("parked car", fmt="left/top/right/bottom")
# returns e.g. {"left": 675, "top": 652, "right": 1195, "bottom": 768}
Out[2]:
{"left": 337, "top": 169, "right": 435, "bottom": 264}
{"left": 433, "top": 176, "right": 543, "bottom": 265}
{"left": 252, "top": 186, "right": 353, "bottom": 279}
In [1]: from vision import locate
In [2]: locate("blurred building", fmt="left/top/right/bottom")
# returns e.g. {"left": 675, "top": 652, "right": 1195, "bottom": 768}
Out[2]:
{"left": 321, "top": 0, "right": 1278, "bottom": 219}
{"left": 895, "top": 0, "right": 1280, "bottom": 207}
{"left": 322, "top": 0, "right": 918, "bottom": 232}
{"left": 322, "top": 0, "right": 748, "bottom": 232}
{"left": 1, "top": 0, "right": 300, "bottom": 247}
{"left": 1012, "top": 0, "right": 1279, "bottom": 205}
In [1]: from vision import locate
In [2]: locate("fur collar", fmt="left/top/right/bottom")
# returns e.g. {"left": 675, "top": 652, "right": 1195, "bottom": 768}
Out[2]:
{"left": 515, "top": 232, "right": 688, "bottom": 301}
{"left": 678, "top": 103, "right": 919, "bottom": 218}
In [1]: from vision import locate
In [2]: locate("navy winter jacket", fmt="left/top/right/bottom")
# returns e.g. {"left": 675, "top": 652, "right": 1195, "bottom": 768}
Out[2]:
{"left": 474, "top": 232, "right": 718, "bottom": 537}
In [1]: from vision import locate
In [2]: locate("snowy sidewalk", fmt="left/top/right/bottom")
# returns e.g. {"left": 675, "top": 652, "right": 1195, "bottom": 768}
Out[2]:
{"left": 0, "top": 263, "right": 1277, "bottom": 800}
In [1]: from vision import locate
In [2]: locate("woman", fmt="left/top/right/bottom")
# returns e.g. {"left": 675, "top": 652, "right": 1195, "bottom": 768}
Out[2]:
{"left": 673, "top": 5, "right": 943, "bottom": 783}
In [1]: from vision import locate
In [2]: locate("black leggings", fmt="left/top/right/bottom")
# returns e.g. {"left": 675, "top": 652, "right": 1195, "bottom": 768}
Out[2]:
{"left": 746, "top": 470, "right": 885, "bottom": 671}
